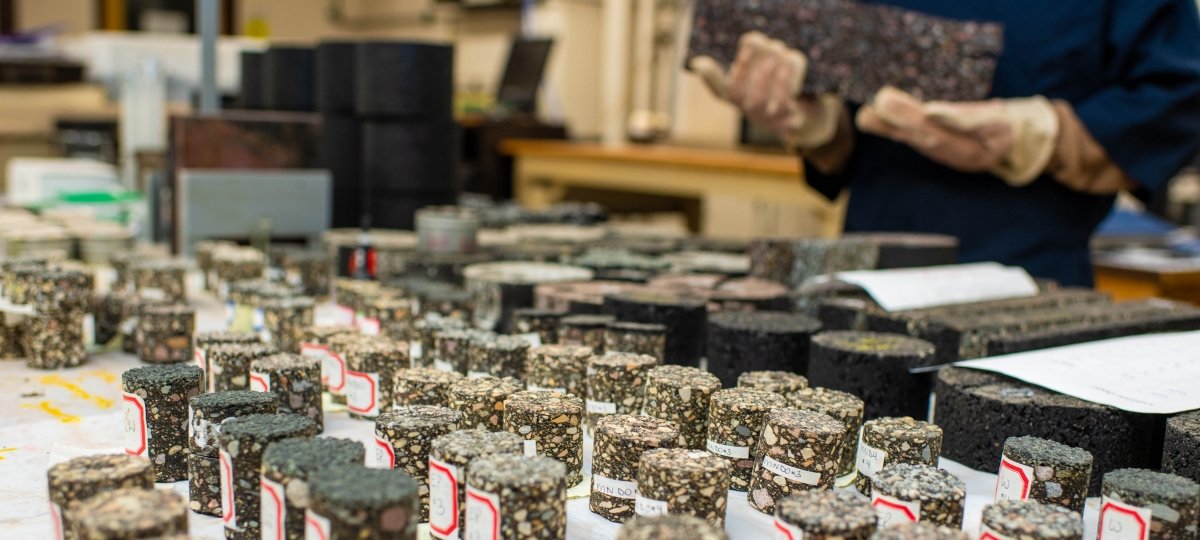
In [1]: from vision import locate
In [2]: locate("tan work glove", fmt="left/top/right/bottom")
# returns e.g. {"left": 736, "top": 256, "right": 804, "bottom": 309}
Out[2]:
{"left": 857, "top": 86, "right": 1060, "bottom": 186}
{"left": 690, "top": 32, "right": 843, "bottom": 151}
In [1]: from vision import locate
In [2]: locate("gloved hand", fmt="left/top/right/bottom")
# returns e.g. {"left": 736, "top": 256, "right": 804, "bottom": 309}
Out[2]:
{"left": 857, "top": 86, "right": 1060, "bottom": 186}
{"left": 689, "top": 32, "right": 844, "bottom": 151}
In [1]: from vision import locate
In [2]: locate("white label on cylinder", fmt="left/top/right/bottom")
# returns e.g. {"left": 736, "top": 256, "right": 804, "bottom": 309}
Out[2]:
{"left": 761, "top": 455, "right": 821, "bottom": 486}
{"left": 856, "top": 431, "right": 887, "bottom": 479}
{"left": 434, "top": 359, "right": 454, "bottom": 373}
{"left": 428, "top": 457, "right": 460, "bottom": 539}
{"left": 358, "top": 317, "right": 381, "bottom": 336}
{"left": 249, "top": 371, "right": 271, "bottom": 393}
{"left": 995, "top": 456, "right": 1034, "bottom": 502}
{"left": 774, "top": 518, "right": 806, "bottom": 540}
{"left": 586, "top": 400, "right": 617, "bottom": 415}
{"left": 188, "top": 404, "right": 205, "bottom": 448}
{"left": 523, "top": 439, "right": 537, "bottom": 457}
{"left": 334, "top": 305, "right": 355, "bottom": 326}
{"left": 706, "top": 439, "right": 750, "bottom": 459}
{"left": 872, "top": 492, "right": 920, "bottom": 528}
{"left": 260, "top": 475, "right": 286, "bottom": 540}
{"left": 513, "top": 333, "right": 541, "bottom": 347}
{"left": 119, "top": 316, "right": 140, "bottom": 335}
{"left": 527, "top": 384, "right": 566, "bottom": 393}
{"left": 304, "top": 509, "right": 331, "bottom": 540}
{"left": 220, "top": 449, "right": 236, "bottom": 529}
{"left": 1098, "top": 496, "right": 1152, "bottom": 540}
{"left": 82, "top": 314, "right": 95, "bottom": 346}
{"left": 634, "top": 495, "right": 668, "bottom": 517}
{"left": 592, "top": 474, "right": 638, "bottom": 500}
{"left": 302, "top": 343, "right": 333, "bottom": 385}
{"left": 49, "top": 502, "right": 64, "bottom": 540}
{"left": 410, "top": 341, "right": 423, "bottom": 360}
{"left": 122, "top": 392, "right": 148, "bottom": 458}
{"left": 465, "top": 486, "right": 501, "bottom": 540}
{"left": 344, "top": 370, "right": 379, "bottom": 417}
{"left": 467, "top": 371, "right": 491, "bottom": 380}
{"left": 252, "top": 308, "right": 265, "bottom": 332}
{"left": 374, "top": 436, "right": 396, "bottom": 469}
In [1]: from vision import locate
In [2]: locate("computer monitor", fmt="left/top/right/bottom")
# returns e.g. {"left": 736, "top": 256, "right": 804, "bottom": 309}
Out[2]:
{"left": 496, "top": 38, "right": 554, "bottom": 115}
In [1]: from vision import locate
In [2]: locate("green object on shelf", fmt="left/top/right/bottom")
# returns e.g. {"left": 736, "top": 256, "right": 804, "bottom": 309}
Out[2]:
{"left": 23, "top": 190, "right": 146, "bottom": 227}
{"left": 57, "top": 191, "right": 144, "bottom": 204}
{"left": 23, "top": 190, "right": 144, "bottom": 209}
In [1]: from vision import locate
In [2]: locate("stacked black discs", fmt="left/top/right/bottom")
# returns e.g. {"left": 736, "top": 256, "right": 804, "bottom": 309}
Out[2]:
{"left": 808, "top": 331, "right": 936, "bottom": 419}
{"left": 317, "top": 40, "right": 365, "bottom": 228}
{"left": 238, "top": 50, "right": 265, "bottom": 109}
{"left": 316, "top": 41, "right": 357, "bottom": 116}
{"left": 263, "top": 46, "right": 316, "bottom": 112}
{"left": 706, "top": 311, "right": 821, "bottom": 387}
{"left": 357, "top": 41, "right": 458, "bottom": 229}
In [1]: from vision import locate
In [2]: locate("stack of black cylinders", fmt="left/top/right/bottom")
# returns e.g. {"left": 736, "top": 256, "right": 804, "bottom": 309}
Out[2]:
{"left": 316, "top": 41, "right": 363, "bottom": 228}
{"left": 356, "top": 41, "right": 459, "bottom": 230}
{"left": 263, "top": 46, "right": 316, "bottom": 112}
{"left": 239, "top": 50, "right": 266, "bottom": 110}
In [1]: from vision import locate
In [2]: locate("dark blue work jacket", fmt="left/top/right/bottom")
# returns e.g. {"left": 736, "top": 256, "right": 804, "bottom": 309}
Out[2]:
{"left": 803, "top": 0, "right": 1200, "bottom": 286}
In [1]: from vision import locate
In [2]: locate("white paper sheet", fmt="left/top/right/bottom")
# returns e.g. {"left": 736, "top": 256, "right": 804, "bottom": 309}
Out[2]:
{"left": 957, "top": 331, "right": 1200, "bottom": 414}
{"left": 836, "top": 262, "right": 1039, "bottom": 312}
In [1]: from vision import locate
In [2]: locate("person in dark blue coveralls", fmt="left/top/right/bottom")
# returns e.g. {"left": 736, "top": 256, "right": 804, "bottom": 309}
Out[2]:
{"left": 691, "top": 0, "right": 1200, "bottom": 287}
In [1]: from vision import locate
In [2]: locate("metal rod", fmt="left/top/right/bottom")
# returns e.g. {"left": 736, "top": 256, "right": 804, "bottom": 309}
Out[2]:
{"left": 197, "top": 0, "right": 220, "bottom": 115}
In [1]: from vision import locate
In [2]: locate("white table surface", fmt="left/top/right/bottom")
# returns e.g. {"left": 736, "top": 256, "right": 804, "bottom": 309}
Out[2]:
{"left": 0, "top": 289, "right": 1105, "bottom": 539}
